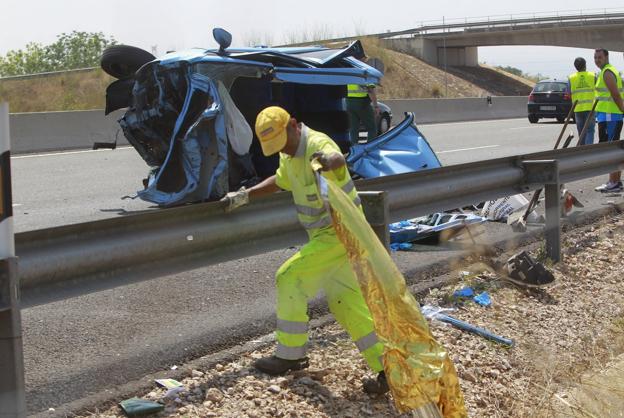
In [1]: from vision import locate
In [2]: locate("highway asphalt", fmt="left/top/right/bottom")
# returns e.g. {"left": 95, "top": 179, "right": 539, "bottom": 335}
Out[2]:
{"left": 12, "top": 117, "right": 622, "bottom": 414}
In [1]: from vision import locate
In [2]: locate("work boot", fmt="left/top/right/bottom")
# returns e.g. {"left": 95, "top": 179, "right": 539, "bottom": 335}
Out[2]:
{"left": 362, "top": 371, "right": 390, "bottom": 395}
{"left": 254, "top": 355, "right": 309, "bottom": 376}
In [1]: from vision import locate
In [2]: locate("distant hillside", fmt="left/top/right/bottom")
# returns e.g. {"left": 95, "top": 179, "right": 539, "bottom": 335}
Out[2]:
{"left": 0, "top": 39, "right": 533, "bottom": 113}
{"left": 357, "top": 37, "right": 533, "bottom": 99}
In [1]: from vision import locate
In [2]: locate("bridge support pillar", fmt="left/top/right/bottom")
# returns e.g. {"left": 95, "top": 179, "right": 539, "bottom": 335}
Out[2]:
{"left": 383, "top": 38, "right": 479, "bottom": 67}
{"left": 438, "top": 46, "right": 478, "bottom": 67}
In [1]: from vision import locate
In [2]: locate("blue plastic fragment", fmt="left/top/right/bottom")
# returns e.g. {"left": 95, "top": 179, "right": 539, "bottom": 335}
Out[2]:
{"left": 473, "top": 291, "right": 492, "bottom": 307}
{"left": 389, "top": 242, "right": 413, "bottom": 251}
{"left": 453, "top": 287, "right": 475, "bottom": 298}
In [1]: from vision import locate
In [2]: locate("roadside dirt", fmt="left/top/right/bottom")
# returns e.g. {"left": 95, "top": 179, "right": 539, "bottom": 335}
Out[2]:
{"left": 80, "top": 214, "right": 624, "bottom": 418}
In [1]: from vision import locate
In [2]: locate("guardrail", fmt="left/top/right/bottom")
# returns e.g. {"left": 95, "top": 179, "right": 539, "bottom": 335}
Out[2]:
{"left": 17, "top": 136, "right": 624, "bottom": 307}
{"left": 4, "top": 109, "right": 624, "bottom": 415}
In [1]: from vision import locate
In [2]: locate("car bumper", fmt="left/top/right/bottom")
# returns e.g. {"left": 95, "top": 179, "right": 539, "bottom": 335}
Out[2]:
{"left": 528, "top": 103, "right": 572, "bottom": 117}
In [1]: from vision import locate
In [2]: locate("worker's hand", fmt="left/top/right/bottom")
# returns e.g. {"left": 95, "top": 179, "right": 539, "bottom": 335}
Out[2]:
{"left": 310, "top": 152, "right": 330, "bottom": 172}
{"left": 220, "top": 187, "right": 249, "bottom": 212}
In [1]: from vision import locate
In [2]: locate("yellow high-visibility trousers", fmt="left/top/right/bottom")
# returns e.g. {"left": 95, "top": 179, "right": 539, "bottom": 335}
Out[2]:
{"left": 274, "top": 230, "right": 384, "bottom": 372}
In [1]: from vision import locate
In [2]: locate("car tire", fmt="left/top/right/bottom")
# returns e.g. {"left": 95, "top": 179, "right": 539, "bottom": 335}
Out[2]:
{"left": 556, "top": 116, "right": 565, "bottom": 123}
{"left": 101, "top": 45, "right": 156, "bottom": 79}
{"left": 528, "top": 114, "right": 539, "bottom": 124}
{"left": 378, "top": 114, "right": 391, "bottom": 134}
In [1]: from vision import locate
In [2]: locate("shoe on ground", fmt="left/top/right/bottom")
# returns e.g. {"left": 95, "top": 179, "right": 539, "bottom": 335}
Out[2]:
{"left": 362, "top": 371, "right": 390, "bottom": 395}
{"left": 253, "top": 355, "right": 309, "bottom": 376}
{"left": 595, "top": 181, "right": 623, "bottom": 192}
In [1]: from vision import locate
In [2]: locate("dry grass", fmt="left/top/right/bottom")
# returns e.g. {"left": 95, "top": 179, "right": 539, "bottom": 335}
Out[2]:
{"left": 0, "top": 68, "right": 112, "bottom": 112}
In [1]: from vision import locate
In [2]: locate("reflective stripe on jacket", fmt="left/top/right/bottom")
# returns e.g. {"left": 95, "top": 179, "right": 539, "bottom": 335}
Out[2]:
{"left": 569, "top": 71, "right": 595, "bottom": 112}
{"left": 347, "top": 84, "right": 369, "bottom": 98}
{"left": 595, "top": 64, "right": 624, "bottom": 115}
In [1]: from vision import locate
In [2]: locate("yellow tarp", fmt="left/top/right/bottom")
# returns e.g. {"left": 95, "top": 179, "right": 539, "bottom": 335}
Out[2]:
{"left": 324, "top": 178, "right": 467, "bottom": 417}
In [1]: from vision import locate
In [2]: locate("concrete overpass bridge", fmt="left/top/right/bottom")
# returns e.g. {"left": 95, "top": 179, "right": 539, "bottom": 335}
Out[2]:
{"left": 383, "top": 10, "right": 624, "bottom": 66}
{"left": 295, "top": 9, "right": 624, "bottom": 67}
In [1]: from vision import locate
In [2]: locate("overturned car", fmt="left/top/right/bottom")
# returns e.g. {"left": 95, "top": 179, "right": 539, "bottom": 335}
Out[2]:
{"left": 101, "top": 29, "right": 440, "bottom": 206}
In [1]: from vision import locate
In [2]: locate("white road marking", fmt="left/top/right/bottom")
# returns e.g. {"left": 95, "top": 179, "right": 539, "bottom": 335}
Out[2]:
{"left": 421, "top": 118, "right": 525, "bottom": 127}
{"left": 508, "top": 126, "right": 551, "bottom": 130}
{"left": 12, "top": 203, "right": 22, "bottom": 207}
{"left": 437, "top": 145, "right": 500, "bottom": 154}
{"left": 11, "top": 146, "right": 133, "bottom": 159}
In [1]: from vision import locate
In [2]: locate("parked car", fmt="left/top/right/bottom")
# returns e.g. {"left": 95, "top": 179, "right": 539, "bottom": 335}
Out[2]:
{"left": 100, "top": 29, "right": 439, "bottom": 206}
{"left": 527, "top": 79, "right": 573, "bottom": 124}
{"left": 358, "top": 101, "right": 392, "bottom": 135}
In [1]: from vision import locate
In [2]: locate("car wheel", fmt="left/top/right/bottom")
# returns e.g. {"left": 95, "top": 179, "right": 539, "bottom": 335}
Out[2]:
{"left": 378, "top": 114, "right": 391, "bottom": 134}
{"left": 556, "top": 116, "right": 565, "bottom": 123}
{"left": 101, "top": 45, "right": 156, "bottom": 79}
{"left": 528, "top": 114, "right": 539, "bottom": 124}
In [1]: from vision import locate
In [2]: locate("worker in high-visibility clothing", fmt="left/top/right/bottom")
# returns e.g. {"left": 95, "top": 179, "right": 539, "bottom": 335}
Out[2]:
{"left": 593, "top": 48, "right": 624, "bottom": 193}
{"left": 347, "top": 62, "right": 379, "bottom": 145}
{"left": 568, "top": 57, "right": 596, "bottom": 145}
{"left": 221, "top": 106, "right": 389, "bottom": 394}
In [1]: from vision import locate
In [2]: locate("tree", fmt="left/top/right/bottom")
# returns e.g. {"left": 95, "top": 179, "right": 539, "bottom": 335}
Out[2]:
{"left": 0, "top": 31, "right": 117, "bottom": 77}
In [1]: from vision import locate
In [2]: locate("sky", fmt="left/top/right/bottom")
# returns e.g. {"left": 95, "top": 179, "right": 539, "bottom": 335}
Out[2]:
{"left": 1, "top": 0, "right": 623, "bottom": 79}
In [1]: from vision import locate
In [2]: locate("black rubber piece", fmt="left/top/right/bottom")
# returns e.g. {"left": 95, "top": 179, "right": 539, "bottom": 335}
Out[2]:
{"left": 101, "top": 45, "right": 155, "bottom": 79}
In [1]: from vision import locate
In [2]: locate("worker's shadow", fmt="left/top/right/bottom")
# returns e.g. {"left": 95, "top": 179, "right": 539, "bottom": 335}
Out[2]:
{"left": 192, "top": 365, "right": 402, "bottom": 417}
{"left": 518, "top": 286, "right": 558, "bottom": 305}
{"left": 285, "top": 368, "right": 401, "bottom": 417}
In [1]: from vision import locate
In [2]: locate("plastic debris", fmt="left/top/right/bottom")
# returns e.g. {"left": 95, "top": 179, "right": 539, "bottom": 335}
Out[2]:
{"left": 389, "top": 212, "right": 486, "bottom": 245}
{"left": 119, "top": 398, "right": 164, "bottom": 416}
{"left": 155, "top": 378, "right": 184, "bottom": 398}
{"left": 390, "top": 242, "right": 413, "bottom": 251}
{"left": 453, "top": 287, "right": 475, "bottom": 298}
{"left": 422, "top": 305, "right": 513, "bottom": 347}
{"left": 473, "top": 292, "right": 492, "bottom": 307}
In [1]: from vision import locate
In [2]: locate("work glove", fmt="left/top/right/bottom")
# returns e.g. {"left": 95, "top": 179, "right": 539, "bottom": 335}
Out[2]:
{"left": 310, "top": 152, "right": 330, "bottom": 172}
{"left": 220, "top": 187, "right": 249, "bottom": 212}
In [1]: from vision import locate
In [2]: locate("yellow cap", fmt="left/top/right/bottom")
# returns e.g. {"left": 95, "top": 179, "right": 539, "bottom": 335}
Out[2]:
{"left": 255, "top": 106, "right": 290, "bottom": 156}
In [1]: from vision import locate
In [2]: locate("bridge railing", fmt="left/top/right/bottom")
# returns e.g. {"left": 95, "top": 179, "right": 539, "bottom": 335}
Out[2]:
{"left": 382, "top": 8, "right": 624, "bottom": 38}
{"left": 287, "top": 8, "right": 624, "bottom": 46}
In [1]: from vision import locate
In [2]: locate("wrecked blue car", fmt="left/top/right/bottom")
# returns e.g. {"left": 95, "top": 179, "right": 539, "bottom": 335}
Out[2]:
{"left": 101, "top": 29, "right": 440, "bottom": 206}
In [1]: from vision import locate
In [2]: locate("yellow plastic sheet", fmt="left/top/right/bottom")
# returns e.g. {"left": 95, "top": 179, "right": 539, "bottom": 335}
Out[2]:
{"left": 324, "top": 178, "right": 467, "bottom": 417}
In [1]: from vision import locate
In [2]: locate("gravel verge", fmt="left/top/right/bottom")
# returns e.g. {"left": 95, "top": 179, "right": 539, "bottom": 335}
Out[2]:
{"left": 74, "top": 214, "right": 624, "bottom": 418}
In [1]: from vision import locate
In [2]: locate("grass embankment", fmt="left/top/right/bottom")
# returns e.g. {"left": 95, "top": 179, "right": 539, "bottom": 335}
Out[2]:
{"left": 0, "top": 68, "right": 111, "bottom": 113}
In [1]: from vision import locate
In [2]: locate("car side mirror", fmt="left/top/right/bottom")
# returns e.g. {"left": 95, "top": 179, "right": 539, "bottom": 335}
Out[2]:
{"left": 213, "top": 28, "right": 232, "bottom": 55}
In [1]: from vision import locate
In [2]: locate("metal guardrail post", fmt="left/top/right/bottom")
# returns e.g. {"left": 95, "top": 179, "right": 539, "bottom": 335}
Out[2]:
{"left": 523, "top": 159, "right": 561, "bottom": 262}
{"left": 0, "top": 103, "right": 26, "bottom": 418}
{"left": 359, "top": 191, "right": 390, "bottom": 252}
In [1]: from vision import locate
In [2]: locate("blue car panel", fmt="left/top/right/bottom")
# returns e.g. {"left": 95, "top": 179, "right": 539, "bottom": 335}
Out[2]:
{"left": 347, "top": 113, "right": 441, "bottom": 178}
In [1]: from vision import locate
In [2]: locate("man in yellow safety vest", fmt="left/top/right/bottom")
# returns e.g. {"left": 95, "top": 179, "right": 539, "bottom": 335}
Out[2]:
{"left": 593, "top": 49, "right": 624, "bottom": 193}
{"left": 221, "top": 106, "right": 389, "bottom": 394}
{"left": 347, "top": 57, "right": 379, "bottom": 146}
{"left": 568, "top": 57, "right": 596, "bottom": 145}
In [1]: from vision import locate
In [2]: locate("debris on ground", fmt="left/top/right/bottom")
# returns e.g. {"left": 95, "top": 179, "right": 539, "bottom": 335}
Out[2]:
{"left": 119, "top": 398, "right": 164, "bottom": 416}
{"left": 422, "top": 305, "right": 513, "bottom": 347}
{"left": 389, "top": 212, "right": 486, "bottom": 246}
{"left": 505, "top": 250, "right": 555, "bottom": 287}
{"left": 80, "top": 215, "right": 624, "bottom": 418}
